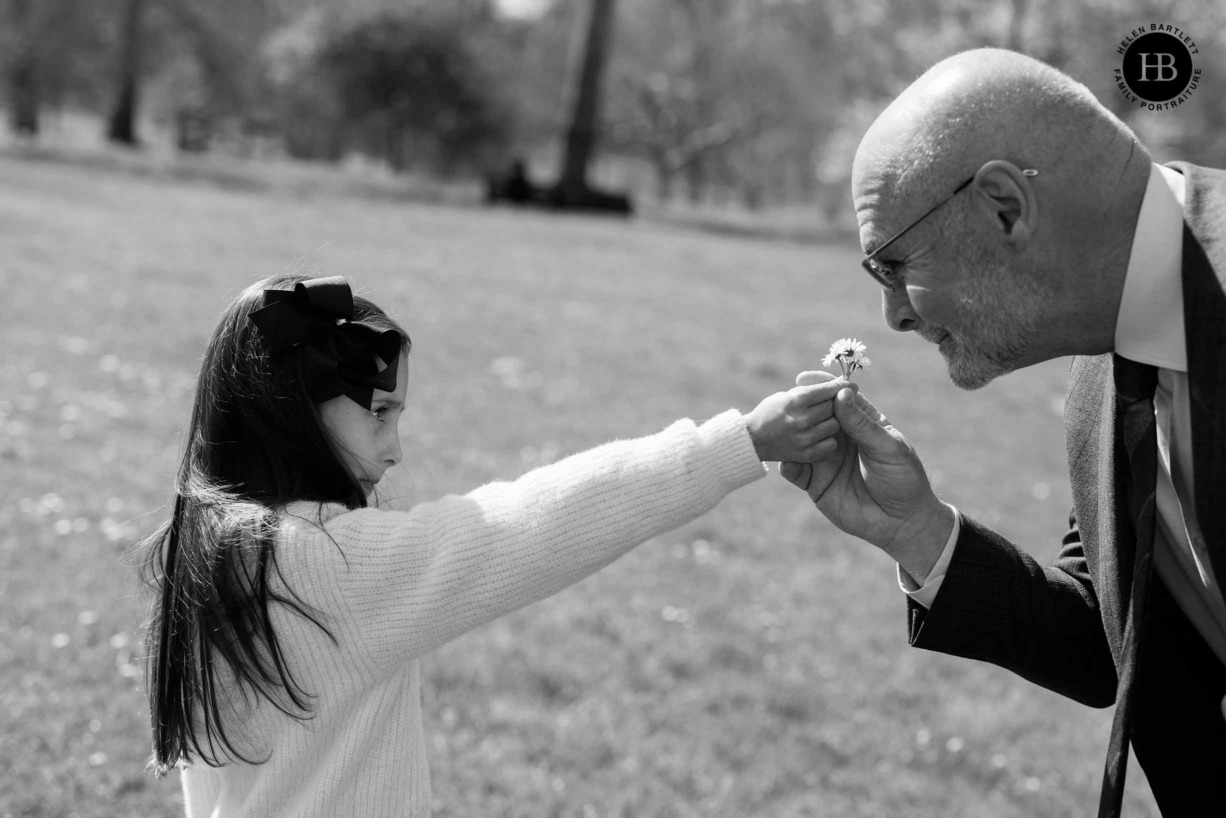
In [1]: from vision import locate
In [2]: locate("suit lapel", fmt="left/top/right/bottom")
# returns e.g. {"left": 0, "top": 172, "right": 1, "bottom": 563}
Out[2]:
{"left": 1170, "top": 162, "right": 1226, "bottom": 594}
{"left": 1066, "top": 354, "right": 1130, "bottom": 661}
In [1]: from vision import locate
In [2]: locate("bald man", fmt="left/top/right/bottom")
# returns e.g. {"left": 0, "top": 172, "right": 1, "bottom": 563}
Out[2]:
{"left": 783, "top": 49, "right": 1226, "bottom": 816}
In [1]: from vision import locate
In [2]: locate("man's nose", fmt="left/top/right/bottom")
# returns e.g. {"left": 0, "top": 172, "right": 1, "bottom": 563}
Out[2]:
{"left": 882, "top": 287, "right": 919, "bottom": 332}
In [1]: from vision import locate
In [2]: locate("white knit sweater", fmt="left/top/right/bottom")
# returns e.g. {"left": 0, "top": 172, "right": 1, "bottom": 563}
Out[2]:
{"left": 180, "top": 409, "right": 765, "bottom": 817}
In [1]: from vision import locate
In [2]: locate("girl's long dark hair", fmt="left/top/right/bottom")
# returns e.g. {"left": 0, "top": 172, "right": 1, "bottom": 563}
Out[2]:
{"left": 141, "top": 273, "right": 410, "bottom": 776}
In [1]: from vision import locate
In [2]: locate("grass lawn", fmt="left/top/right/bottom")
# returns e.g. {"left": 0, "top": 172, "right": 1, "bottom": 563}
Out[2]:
{"left": 0, "top": 150, "right": 1158, "bottom": 817}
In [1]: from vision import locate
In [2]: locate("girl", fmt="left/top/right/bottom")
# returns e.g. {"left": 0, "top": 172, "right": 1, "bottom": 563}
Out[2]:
{"left": 143, "top": 273, "right": 846, "bottom": 817}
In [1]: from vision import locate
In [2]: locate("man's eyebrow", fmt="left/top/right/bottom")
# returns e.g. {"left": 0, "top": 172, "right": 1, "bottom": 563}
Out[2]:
{"left": 372, "top": 399, "right": 403, "bottom": 410}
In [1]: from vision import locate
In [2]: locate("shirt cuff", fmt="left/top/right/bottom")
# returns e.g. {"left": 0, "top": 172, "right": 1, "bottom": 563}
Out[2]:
{"left": 897, "top": 506, "right": 960, "bottom": 609}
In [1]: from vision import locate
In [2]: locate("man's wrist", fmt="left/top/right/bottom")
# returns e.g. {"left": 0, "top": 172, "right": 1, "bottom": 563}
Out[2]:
{"left": 899, "top": 507, "right": 960, "bottom": 608}
{"left": 889, "top": 500, "right": 957, "bottom": 585}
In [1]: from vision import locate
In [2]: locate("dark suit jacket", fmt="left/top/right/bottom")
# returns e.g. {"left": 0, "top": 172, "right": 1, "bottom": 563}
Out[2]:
{"left": 907, "top": 162, "right": 1226, "bottom": 812}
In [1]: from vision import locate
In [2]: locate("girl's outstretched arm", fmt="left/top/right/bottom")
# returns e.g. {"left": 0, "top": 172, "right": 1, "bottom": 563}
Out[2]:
{"left": 277, "top": 386, "right": 842, "bottom": 674}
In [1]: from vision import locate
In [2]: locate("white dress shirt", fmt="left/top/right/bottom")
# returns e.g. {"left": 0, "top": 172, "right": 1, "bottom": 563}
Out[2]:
{"left": 902, "top": 163, "right": 1226, "bottom": 674}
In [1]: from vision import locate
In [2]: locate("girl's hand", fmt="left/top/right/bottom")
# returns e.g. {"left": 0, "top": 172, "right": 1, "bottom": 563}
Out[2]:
{"left": 746, "top": 375, "right": 854, "bottom": 463}
{"left": 778, "top": 374, "right": 953, "bottom": 583}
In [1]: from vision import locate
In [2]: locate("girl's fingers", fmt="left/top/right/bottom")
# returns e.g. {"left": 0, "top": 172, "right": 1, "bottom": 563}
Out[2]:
{"left": 791, "top": 401, "right": 835, "bottom": 427}
{"left": 796, "top": 417, "right": 839, "bottom": 444}
{"left": 790, "top": 379, "right": 852, "bottom": 410}
{"left": 800, "top": 436, "right": 839, "bottom": 462}
{"left": 795, "top": 370, "right": 836, "bottom": 387}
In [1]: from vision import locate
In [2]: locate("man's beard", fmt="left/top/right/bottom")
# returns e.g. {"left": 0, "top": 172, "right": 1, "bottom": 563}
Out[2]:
{"left": 932, "top": 247, "right": 1049, "bottom": 391}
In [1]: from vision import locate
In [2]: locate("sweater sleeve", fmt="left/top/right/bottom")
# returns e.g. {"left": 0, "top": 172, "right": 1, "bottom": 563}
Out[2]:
{"left": 286, "top": 409, "right": 765, "bottom": 674}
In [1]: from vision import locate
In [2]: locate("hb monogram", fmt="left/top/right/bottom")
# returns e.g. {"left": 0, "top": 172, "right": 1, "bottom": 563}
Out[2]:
{"left": 1137, "top": 52, "right": 1178, "bottom": 81}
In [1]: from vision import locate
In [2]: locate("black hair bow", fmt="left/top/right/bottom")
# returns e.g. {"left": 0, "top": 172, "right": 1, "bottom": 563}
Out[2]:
{"left": 249, "top": 276, "right": 401, "bottom": 410}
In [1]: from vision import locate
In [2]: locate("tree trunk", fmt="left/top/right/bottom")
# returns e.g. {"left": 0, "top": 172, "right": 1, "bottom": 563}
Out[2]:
{"left": 107, "top": 0, "right": 145, "bottom": 146}
{"left": 685, "top": 158, "right": 706, "bottom": 204}
{"left": 8, "top": 0, "right": 39, "bottom": 136}
{"left": 653, "top": 155, "right": 673, "bottom": 200}
{"left": 1006, "top": 0, "right": 1029, "bottom": 52}
{"left": 386, "top": 120, "right": 406, "bottom": 172}
{"left": 556, "top": 0, "right": 618, "bottom": 191}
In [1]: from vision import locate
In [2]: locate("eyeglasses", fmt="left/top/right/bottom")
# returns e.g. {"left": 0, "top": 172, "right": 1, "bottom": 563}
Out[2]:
{"left": 861, "top": 168, "right": 1039, "bottom": 291}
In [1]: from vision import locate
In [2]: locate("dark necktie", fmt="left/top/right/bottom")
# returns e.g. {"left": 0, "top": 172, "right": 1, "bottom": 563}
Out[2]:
{"left": 1098, "top": 354, "right": 1160, "bottom": 818}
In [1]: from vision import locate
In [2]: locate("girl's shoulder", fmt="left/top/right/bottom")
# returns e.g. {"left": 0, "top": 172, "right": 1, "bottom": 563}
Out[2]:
{"left": 280, "top": 500, "right": 374, "bottom": 530}
{"left": 276, "top": 500, "right": 410, "bottom": 544}
{"left": 272, "top": 501, "right": 434, "bottom": 578}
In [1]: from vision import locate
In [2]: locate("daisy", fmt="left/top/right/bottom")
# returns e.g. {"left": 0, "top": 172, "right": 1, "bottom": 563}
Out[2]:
{"left": 822, "top": 338, "right": 872, "bottom": 381}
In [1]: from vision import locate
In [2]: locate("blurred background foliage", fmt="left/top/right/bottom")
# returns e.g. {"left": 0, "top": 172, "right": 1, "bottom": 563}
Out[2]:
{"left": 2, "top": 0, "right": 1224, "bottom": 215}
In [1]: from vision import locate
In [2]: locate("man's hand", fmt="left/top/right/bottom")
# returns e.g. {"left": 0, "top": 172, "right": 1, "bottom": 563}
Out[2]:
{"left": 746, "top": 378, "right": 855, "bottom": 464}
{"left": 779, "top": 371, "right": 954, "bottom": 584}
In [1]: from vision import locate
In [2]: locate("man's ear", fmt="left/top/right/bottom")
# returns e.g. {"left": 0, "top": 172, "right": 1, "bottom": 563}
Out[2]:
{"left": 970, "top": 161, "right": 1038, "bottom": 248}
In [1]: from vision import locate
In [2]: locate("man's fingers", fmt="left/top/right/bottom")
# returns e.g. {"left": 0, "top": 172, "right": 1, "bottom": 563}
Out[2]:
{"left": 834, "top": 388, "right": 894, "bottom": 451}
{"left": 779, "top": 460, "right": 814, "bottom": 490}
{"left": 852, "top": 391, "right": 889, "bottom": 427}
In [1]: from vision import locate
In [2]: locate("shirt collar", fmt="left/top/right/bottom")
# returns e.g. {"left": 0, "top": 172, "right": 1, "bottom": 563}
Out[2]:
{"left": 1113, "top": 163, "right": 1187, "bottom": 371}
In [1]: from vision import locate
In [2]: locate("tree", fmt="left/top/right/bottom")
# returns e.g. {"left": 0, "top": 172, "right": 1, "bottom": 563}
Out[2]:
{"left": 106, "top": 0, "right": 145, "bottom": 145}
{"left": 604, "top": 0, "right": 828, "bottom": 205}
{"left": 317, "top": 10, "right": 509, "bottom": 172}
{"left": 159, "top": 0, "right": 263, "bottom": 117}
{"left": 6, "top": 0, "right": 44, "bottom": 134}
{"left": 555, "top": 0, "right": 617, "bottom": 192}
{"left": 3, "top": 0, "right": 127, "bottom": 137}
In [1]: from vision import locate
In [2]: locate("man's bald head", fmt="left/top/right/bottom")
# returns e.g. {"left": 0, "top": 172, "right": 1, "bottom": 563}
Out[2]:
{"left": 852, "top": 49, "right": 1154, "bottom": 384}
{"left": 855, "top": 48, "right": 1142, "bottom": 213}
